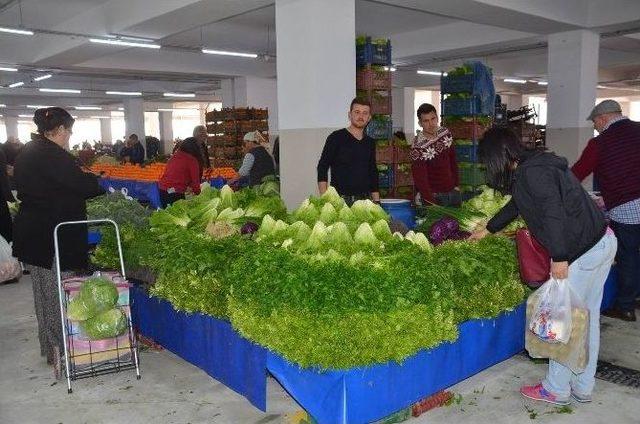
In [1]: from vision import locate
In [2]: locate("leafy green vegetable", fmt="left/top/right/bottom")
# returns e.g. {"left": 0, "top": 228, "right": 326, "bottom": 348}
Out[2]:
{"left": 87, "top": 191, "right": 152, "bottom": 228}
{"left": 80, "top": 308, "right": 128, "bottom": 340}
{"left": 67, "top": 277, "right": 119, "bottom": 321}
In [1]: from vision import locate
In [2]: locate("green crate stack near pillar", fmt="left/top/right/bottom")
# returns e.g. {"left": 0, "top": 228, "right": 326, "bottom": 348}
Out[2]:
{"left": 356, "top": 36, "right": 400, "bottom": 199}
{"left": 440, "top": 62, "right": 495, "bottom": 193}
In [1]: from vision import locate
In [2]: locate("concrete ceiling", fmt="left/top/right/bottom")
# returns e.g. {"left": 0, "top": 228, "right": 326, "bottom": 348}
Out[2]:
{"left": 1, "top": 0, "right": 640, "bottom": 116}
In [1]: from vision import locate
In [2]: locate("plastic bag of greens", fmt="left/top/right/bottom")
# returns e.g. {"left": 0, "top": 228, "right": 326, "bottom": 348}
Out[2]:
{"left": 80, "top": 308, "right": 128, "bottom": 340}
{"left": 0, "top": 235, "right": 21, "bottom": 283}
{"left": 67, "top": 277, "right": 119, "bottom": 321}
{"left": 526, "top": 286, "right": 589, "bottom": 373}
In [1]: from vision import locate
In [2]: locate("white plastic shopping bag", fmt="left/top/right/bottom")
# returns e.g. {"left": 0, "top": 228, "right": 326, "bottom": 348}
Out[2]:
{"left": 528, "top": 278, "right": 573, "bottom": 344}
{"left": 0, "top": 235, "right": 21, "bottom": 283}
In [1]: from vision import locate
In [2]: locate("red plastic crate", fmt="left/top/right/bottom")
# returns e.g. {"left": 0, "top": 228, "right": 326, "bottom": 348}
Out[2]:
{"left": 356, "top": 67, "right": 392, "bottom": 90}
{"left": 447, "top": 120, "right": 490, "bottom": 140}
{"left": 376, "top": 145, "right": 394, "bottom": 163}
{"left": 395, "top": 146, "right": 411, "bottom": 163}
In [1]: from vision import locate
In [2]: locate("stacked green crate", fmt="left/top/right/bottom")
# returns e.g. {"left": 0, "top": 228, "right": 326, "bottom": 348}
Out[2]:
{"left": 356, "top": 36, "right": 395, "bottom": 198}
{"left": 440, "top": 63, "right": 495, "bottom": 193}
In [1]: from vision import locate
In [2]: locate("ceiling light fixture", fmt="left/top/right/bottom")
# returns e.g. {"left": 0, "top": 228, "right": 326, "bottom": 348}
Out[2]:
{"left": 384, "top": 66, "right": 397, "bottom": 72}
{"left": 201, "top": 48, "right": 258, "bottom": 58}
{"left": 503, "top": 78, "right": 527, "bottom": 84}
{"left": 417, "top": 70, "right": 447, "bottom": 76}
{"left": 163, "top": 92, "right": 195, "bottom": 98}
{"left": 18, "top": 114, "right": 31, "bottom": 118}
{"left": 8, "top": 81, "right": 24, "bottom": 88}
{"left": 537, "top": 81, "right": 548, "bottom": 86}
{"left": 91, "top": 116, "right": 111, "bottom": 119}
{"left": 27, "top": 105, "right": 53, "bottom": 109}
{"left": 90, "top": 38, "right": 161, "bottom": 49}
{"left": 157, "top": 108, "right": 176, "bottom": 112}
{"left": 0, "top": 67, "right": 18, "bottom": 72}
{"left": 39, "top": 88, "right": 81, "bottom": 93}
{"left": 75, "top": 106, "right": 102, "bottom": 110}
{"left": 106, "top": 91, "right": 142, "bottom": 96}
{"left": 0, "top": 104, "right": 5, "bottom": 108}
{"left": 33, "top": 74, "right": 52, "bottom": 82}
{"left": 0, "top": 27, "right": 34, "bottom": 36}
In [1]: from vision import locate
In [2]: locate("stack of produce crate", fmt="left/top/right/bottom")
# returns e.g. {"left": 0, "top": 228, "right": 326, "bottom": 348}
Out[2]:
{"left": 356, "top": 36, "right": 408, "bottom": 199}
{"left": 205, "top": 108, "right": 269, "bottom": 169}
{"left": 440, "top": 62, "right": 495, "bottom": 193}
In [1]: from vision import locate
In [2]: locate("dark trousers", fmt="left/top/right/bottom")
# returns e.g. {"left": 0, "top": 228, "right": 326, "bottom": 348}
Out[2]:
{"left": 341, "top": 194, "right": 369, "bottom": 207}
{"left": 610, "top": 221, "right": 640, "bottom": 311}
{"left": 159, "top": 190, "right": 185, "bottom": 209}
{"left": 434, "top": 190, "right": 462, "bottom": 207}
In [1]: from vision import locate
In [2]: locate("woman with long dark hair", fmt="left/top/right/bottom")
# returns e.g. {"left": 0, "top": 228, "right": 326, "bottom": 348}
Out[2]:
{"left": 470, "top": 127, "right": 616, "bottom": 405}
{"left": 13, "top": 107, "right": 104, "bottom": 370}
{"left": 158, "top": 137, "right": 204, "bottom": 208}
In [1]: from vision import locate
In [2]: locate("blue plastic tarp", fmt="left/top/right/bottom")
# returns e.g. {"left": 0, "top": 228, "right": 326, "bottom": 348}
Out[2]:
{"left": 601, "top": 266, "right": 618, "bottom": 311}
{"left": 99, "top": 178, "right": 162, "bottom": 209}
{"left": 130, "top": 286, "right": 268, "bottom": 410}
{"left": 267, "top": 304, "right": 525, "bottom": 424}
{"left": 130, "top": 285, "right": 526, "bottom": 423}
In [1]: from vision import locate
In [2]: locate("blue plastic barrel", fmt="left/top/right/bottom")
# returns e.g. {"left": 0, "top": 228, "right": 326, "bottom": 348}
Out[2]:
{"left": 600, "top": 265, "right": 618, "bottom": 311}
{"left": 380, "top": 199, "right": 416, "bottom": 229}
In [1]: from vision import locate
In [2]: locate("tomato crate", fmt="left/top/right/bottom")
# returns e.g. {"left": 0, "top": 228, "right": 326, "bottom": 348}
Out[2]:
{"left": 455, "top": 141, "right": 479, "bottom": 162}
{"left": 366, "top": 117, "right": 392, "bottom": 140}
{"left": 356, "top": 37, "right": 392, "bottom": 66}
{"left": 393, "top": 164, "right": 413, "bottom": 187}
{"left": 395, "top": 145, "right": 411, "bottom": 163}
{"left": 447, "top": 120, "right": 490, "bottom": 140}
{"left": 458, "top": 163, "right": 486, "bottom": 186}
{"left": 356, "top": 66, "right": 392, "bottom": 90}
{"left": 376, "top": 145, "right": 394, "bottom": 163}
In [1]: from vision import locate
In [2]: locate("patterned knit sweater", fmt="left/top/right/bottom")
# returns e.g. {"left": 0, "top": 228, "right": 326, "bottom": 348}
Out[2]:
{"left": 410, "top": 127, "right": 459, "bottom": 202}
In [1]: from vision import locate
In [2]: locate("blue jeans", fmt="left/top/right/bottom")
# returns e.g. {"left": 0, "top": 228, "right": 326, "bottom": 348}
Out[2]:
{"left": 543, "top": 232, "right": 617, "bottom": 397}
{"left": 610, "top": 221, "right": 640, "bottom": 312}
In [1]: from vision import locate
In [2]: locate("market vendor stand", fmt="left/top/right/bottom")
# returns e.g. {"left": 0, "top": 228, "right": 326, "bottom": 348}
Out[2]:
{"left": 130, "top": 286, "right": 525, "bottom": 424}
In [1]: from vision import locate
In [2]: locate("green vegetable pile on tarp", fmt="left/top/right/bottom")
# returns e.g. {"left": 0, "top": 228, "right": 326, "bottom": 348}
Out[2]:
{"left": 87, "top": 190, "right": 152, "bottom": 228}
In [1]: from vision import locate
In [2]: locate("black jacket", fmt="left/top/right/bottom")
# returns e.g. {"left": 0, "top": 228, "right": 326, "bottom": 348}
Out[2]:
{"left": 13, "top": 134, "right": 104, "bottom": 270}
{"left": 0, "top": 148, "right": 14, "bottom": 242}
{"left": 487, "top": 151, "right": 606, "bottom": 263}
{"left": 248, "top": 146, "right": 275, "bottom": 186}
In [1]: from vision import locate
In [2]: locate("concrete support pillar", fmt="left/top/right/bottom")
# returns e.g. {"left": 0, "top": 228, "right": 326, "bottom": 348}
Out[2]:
{"left": 276, "top": 0, "right": 355, "bottom": 208}
{"left": 100, "top": 118, "right": 112, "bottom": 144}
{"left": 158, "top": 111, "right": 173, "bottom": 155}
{"left": 123, "top": 98, "right": 145, "bottom": 141}
{"left": 221, "top": 77, "right": 278, "bottom": 134}
{"left": 546, "top": 30, "right": 599, "bottom": 165}
{"left": 4, "top": 116, "right": 18, "bottom": 140}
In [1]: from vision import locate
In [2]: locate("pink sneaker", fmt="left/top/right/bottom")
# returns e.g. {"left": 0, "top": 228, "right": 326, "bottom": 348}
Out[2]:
{"left": 520, "top": 383, "right": 570, "bottom": 406}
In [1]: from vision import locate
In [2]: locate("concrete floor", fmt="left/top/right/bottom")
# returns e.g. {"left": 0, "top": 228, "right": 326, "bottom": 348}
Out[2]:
{"left": 1, "top": 276, "right": 639, "bottom": 424}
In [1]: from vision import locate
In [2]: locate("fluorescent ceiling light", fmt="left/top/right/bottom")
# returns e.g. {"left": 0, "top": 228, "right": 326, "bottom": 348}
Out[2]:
{"left": 75, "top": 106, "right": 102, "bottom": 110}
{"left": 117, "top": 107, "right": 124, "bottom": 111}
{"left": 106, "top": 91, "right": 142, "bottom": 96}
{"left": 8, "top": 81, "right": 24, "bottom": 88}
{"left": 90, "top": 38, "right": 161, "bottom": 49}
{"left": 201, "top": 48, "right": 257, "bottom": 58}
{"left": 163, "top": 92, "right": 195, "bottom": 98}
{"left": 417, "top": 70, "right": 447, "bottom": 76}
{"left": 18, "top": 114, "right": 31, "bottom": 118}
{"left": 27, "top": 105, "right": 52, "bottom": 109}
{"left": 0, "top": 27, "right": 34, "bottom": 36}
{"left": 120, "top": 36, "right": 155, "bottom": 43}
{"left": 33, "top": 74, "right": 52, "bottom": 82}
{"left": 384, "top": 66, "right": 397, "bottom": 72}
{"left": 157, "top": 108, "right": 176, "bottom": 112}
{"left": 503, "top": 78, "right": 527, "bottom": 84}
{"left": 0, "top": 67, "right": 18, "bottom": 72}
{"left": 39, "top": 88, "right": 81, "bottom": 93}
{"left": 91, "top": 116, "right": 111, "bottom": 119}
{"left": 18, "top": 120, "right": 33, "bottom": 124}
{"left": 71, "top": 115, "right": 78, "bottom": 119}
{"left": 537, "top": 81, "right": 548, "bottom": 86}
{"left": 0, "top": 104, "right": 5, "bottom": 108}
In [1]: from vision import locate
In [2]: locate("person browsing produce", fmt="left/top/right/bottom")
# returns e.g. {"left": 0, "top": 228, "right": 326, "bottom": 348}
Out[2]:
{"left": 228, "top": 131, "right": 275, "bottom": 188}
{"left": 13, "top": 107, "right": 104, "bottom": 369}
{"left": 470, "top": 127, "right": 617, "bottom": 407}
{"left": 572, "top": 100, "right": 640, "bottom": 322}
{"left": 158, "top": 137, "right": 204, "bottom": 208}
{"left": 410, "top": 103, "right": 459, "bottom": 206}
{"left": 193, "top": 125, "right": 212, "bottom": 169}
{"left": 317, "top": 97, "right": 379, "bottom": 205}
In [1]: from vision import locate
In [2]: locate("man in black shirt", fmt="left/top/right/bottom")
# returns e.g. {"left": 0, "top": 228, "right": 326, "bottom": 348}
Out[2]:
{"left": 317, "top": 97, "right": 380, "bottom": 204}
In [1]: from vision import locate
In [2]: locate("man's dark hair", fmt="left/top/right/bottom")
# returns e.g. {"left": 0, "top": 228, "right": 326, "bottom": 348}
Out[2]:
{"left": 416, "top": 103, "right": 437, "bottom": 119}
{"left": 350, "top": 97, "right": 371, "bottom": 111}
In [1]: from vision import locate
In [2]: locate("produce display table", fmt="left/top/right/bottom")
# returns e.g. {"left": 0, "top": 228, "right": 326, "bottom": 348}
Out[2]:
{"left": 130, "top": 286, "right": 525, "bottom": 424}
{"left": 99, "top": 178, "right": 162, "bottom": 209}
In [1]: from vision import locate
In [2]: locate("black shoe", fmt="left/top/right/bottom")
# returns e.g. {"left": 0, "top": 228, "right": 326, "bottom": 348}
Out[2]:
{"left": 602, "top": 308, "right": 637, "bottom": 322}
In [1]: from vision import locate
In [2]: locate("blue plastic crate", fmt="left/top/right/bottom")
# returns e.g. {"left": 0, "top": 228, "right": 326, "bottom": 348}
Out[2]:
{"left": 442, "top": 97, "right": 493, "bottom": 116}
{"left": 455, "top": 143, "right": 478, "bottom": 162}
{"left": 378, "top": 167, "right": 393, "bottom": 188}
{"left": 440, "top": 62, "right": 496, "bottom": 115}
{"left": 356, "top": 37, "right": 391, "bottom": 66}
{"left": 88, "top": 231, "right": 102, "bottom": 245}
{"left": 441, "top": 74, "right": 475, "bottom": 95}
{"left": 366, "top": 118, "right": 392, "bottom": 140}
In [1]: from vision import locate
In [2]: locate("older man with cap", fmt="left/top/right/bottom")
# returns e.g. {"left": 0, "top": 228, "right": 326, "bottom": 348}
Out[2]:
{"left": 573, "top": 99, "right": 640, "bottom": 321}
{"left": 229, "top": 131, "right": 275, "bottom": 188}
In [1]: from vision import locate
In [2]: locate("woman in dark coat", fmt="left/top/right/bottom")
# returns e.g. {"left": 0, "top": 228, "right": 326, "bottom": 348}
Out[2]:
{"left": 0, "top": 147, "right": 15, "bottom": 243}
{"left": 13, "top": 107, "right": 104, "bottom": 367}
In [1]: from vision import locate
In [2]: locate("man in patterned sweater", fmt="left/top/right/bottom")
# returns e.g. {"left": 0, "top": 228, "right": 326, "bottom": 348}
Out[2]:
{"left": 410, "top": 103, "right": 459, "bottom": 205}
{"left": 572, "top": 100, "right": 640, "bottom": 322}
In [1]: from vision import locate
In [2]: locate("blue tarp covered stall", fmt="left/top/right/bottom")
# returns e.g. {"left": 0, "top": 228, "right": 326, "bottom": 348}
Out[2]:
{"left": 99, "top": 178, "right": 162, "bottom": 209}
{"left": 130, "top": 286, "right": 526, "bottom": 423}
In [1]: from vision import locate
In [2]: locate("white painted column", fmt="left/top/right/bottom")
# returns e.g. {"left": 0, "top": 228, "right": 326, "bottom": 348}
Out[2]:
{"left": 100, "top": 118, "right": 112, "bottom": 144}
{"left": 276, "top": 0, "right": 355, "bottom": 208}
{"left": 123, "top": 98, "right": 145, "bottom": 140}
{"left": 158, "top": 111, "right": 173, "bottom": 155}
{"left": 404, "top": 88, "right": 417, "bottom": 139}
{"left": 4, "top": 116, "right": 18, "bottom": 139}
{"left": 221, "top": 79, "right": 236, "bottom": 108}
{"left": 546, "top": 30, "right": 599, "bottom": 165}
